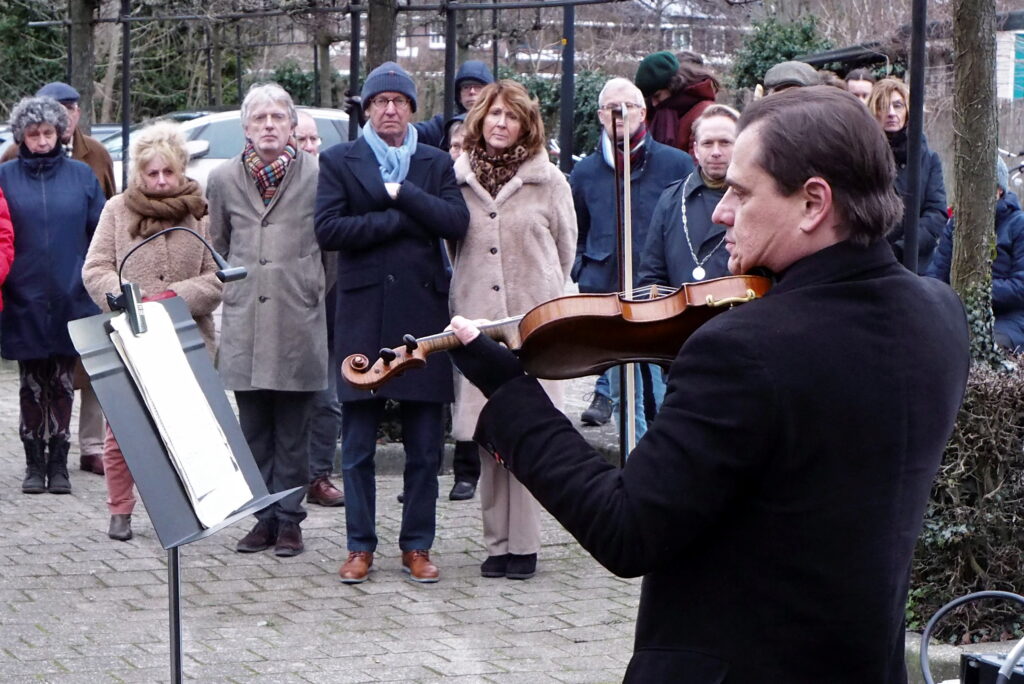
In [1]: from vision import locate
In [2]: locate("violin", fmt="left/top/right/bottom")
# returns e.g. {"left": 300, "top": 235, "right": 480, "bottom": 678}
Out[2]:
{"left": 341, "top": 274, "right": 771, "bottom": 391}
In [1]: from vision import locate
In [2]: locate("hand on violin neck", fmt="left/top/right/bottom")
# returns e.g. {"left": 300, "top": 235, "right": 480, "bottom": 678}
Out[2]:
{"left": 448, "top": 315, "right": 524, "bottom": 398}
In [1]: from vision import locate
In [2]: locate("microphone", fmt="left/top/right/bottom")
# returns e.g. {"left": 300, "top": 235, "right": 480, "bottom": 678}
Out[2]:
{"left": 107, "top": 225, "right": 247, "bottom": 335}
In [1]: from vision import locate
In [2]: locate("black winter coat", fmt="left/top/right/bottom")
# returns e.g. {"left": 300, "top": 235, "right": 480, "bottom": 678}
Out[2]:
{"left": 887, "top": 130, "right": 947, "bottom": 273}
{"left": 474, "top": 239, "right": 969, "bottom": 683}
{"left": 637, "top": 170, "right": 730, "bottom": 287}
{"left": 315, "top": 135, "right": 469, "bottom": 403}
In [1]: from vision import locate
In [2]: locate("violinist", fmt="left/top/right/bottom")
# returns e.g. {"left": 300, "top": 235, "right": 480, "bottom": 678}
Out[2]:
{"left": 447, "top": 87, "right": 970, "bottom": 682}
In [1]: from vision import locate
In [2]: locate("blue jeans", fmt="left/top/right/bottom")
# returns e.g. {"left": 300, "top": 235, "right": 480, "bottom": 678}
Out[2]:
{"left": 596, "top": 364, "right": 666, "bottom": 442}
{"left": 340, "top": 399, "right": 442, "bottom": 552}
{"left": 308, "top": 350, "right": 342, "bottom": 479}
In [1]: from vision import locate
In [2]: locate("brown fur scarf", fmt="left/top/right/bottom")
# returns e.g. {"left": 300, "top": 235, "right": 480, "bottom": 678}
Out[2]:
{"left": 124, "top": 178, "right": 208, "bottom": 238}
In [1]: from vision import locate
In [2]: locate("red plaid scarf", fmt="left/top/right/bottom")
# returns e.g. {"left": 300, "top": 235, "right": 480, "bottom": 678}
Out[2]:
{"left": 243, "top": 141, "right": 296, "bottom": 205}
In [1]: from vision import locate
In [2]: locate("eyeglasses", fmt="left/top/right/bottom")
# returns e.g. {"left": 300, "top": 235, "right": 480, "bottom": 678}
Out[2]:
{"left": 371, "top": 96, "right": 411, "bottom": 111}
{"left": 598, "top": 102, "right": 642, "bottom": 113}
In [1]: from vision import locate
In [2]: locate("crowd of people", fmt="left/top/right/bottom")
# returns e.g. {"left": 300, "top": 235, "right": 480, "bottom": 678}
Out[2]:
{"left": 0, "top": 47, "right": 1015, "bottom": 679}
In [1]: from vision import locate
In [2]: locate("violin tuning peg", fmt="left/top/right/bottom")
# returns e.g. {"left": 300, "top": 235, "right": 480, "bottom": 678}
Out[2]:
{"left": 403, "top": 334, "right": 419, "bottom": 352}
{"left": 379, "top": 348, "right": 397, "bottom": 364}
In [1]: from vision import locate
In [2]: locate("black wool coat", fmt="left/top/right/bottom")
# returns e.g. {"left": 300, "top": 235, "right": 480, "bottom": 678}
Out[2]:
{"left": 474, "top": 239, "right": 969, "bottom": 683}
{"left": 315, "top": 135, "right": 469, "bottom": 403}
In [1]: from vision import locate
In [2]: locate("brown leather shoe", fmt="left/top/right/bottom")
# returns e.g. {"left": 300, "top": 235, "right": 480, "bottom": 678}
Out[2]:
{"left": 236, "top": 519, "right": 277, "bottom": 553}
{"left": 402, "top": 550, "right": 439, "bottom": 583}
{"left": 307, "top": 475, "right": 345, "bottom": 507}
{"left": 339, "top": 551, "right": 373, "bottom": 584}
{"left": 273, "top": 521, "right": 304, "bottom": 557}
{"left": 80, "top": 453, "right": 104, "bottom": 475}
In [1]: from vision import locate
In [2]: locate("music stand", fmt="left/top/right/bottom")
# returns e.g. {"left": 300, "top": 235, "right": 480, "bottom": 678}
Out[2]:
{"left": 68, "top": 297, "right": 294, "bottom": 683}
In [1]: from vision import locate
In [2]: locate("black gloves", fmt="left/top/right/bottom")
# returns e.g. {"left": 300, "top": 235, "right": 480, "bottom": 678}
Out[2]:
{"left": 448, "top": 333, "right": 525, "bottom": 398}
{"left": 343, "top": 92, "right": 366, "bottom": 127}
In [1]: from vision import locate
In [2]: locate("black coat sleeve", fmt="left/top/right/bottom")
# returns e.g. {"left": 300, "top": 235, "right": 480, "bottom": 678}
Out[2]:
{"left": 636, "top": 187, "right": 675, "bottom": 287}
{"left": 475, "top": 316, "right": 777, "bottom": 578}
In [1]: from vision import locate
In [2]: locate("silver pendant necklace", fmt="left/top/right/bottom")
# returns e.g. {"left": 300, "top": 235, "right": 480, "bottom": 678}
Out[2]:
{"left": 681, "top": 193, "right": 725, "bottom": 281}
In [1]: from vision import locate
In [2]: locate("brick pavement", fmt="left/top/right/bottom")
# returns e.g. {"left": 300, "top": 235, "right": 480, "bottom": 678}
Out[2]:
{"left": 0, "top": 367, "right": 639, "bottom": 683}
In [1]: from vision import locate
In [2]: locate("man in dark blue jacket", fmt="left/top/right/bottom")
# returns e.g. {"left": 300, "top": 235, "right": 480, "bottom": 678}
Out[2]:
{"left": 448, "top": 87, "right": 969, "bottom": 683}
{"left": 569, "top": 77, "right": 692, "bottom": 432}
{"left": 315, "top": 62, "right": 469, "bottom": 585}
{"left": 927, "top": 157, "right": 1024, "bottom": 352}
{"left": 637, "top": 103, "right": 739, "bottom": 289}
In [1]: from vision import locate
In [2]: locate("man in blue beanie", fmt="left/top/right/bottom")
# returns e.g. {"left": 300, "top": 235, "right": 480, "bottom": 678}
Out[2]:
{"left": 315, "top": 61, "right": 470, "bottom": 585}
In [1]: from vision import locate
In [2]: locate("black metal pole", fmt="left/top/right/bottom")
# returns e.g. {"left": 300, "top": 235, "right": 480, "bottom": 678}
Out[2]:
{"left": 902, "top": 0, "right": 928, "bottom": 273}
{"left": 349, "top": 0, "right": 362, "bottom": 140}
{"left": 444, "top": 4, "right": 457, "bottom": 124}
{"left": 491, "top": 4, "right": 498, "bottom": 78}
{"left": 558, "top": 4, "right": 575, "bottom": 175}
{"left": 66, "top": 23, "right": 73, "bottom": 83}
{"left": 610, "top": 112, "right": 627, "bottom": 467}
{"left": 120, "top": 0, "right": 131, "bottom": 191}
{"left": 168, "top": 546, "right": 183, "bottom": 683}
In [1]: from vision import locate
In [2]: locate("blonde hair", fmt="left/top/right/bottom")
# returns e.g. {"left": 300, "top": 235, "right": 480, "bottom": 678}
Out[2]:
{"left": 867, "top": 78, "right": 909, "bottom": 128}
{"left": 130, "top": 121, "right": 189, "bottom": 190}
{"left": 463, "top": 80, "right": 546, "bottom": 156}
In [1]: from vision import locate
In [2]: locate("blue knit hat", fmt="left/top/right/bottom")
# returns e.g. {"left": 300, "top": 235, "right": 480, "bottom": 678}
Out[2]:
{"left": 997, "top": 156, "right": 1009, "bottom": 194}
{"left": 361, "top": 62, "right": 417, "bottom": 113}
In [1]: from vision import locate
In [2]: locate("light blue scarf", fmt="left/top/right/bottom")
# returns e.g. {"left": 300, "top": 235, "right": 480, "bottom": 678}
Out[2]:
{"left": 362, "top": 122, "right": 417, "bottom": 183}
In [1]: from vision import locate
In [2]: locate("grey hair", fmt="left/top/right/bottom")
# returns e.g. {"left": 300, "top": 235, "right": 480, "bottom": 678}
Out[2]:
{"left": 9, "top": 96, "right": 68, "bottom": 144}
{"left": 598, "top": 78, "right": 645, "bottom": 108}
{"left": 240, "top": 82, "right": 297, "bottom": 128}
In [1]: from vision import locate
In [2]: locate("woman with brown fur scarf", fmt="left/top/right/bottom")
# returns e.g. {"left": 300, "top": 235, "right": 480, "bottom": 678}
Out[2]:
{"left": 82, "top": 121, "right": 223, "bottom": 541}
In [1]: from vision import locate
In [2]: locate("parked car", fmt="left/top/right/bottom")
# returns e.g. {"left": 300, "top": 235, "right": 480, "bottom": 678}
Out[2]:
{"left": 103, "top": 107, "right": 350, "bottom": 190}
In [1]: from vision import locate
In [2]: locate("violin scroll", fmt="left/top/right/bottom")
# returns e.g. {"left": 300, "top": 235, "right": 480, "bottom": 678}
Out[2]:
{"left": 341, "top": 345, "right": 428, "bottom": 391}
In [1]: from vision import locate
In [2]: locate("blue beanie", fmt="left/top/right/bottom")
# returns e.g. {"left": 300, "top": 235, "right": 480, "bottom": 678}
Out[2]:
{"left": 361, "top": 62, "right": 417, "bottom": 113}
{"left": 997, "top": 156, "right": 1009, "bottom": 194}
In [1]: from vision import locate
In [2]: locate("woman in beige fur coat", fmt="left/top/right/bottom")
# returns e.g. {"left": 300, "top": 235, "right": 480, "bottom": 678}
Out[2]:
{"left": 82, "top": 121, "right": 223, "bottom": 542}
{"left": 449, "top": 80, "right": 577, "bottom": 580}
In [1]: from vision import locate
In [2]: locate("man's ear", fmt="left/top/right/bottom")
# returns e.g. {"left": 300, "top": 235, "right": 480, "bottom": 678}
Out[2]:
{"left": 799, "top": 177, "right": 833, "bottom": 234}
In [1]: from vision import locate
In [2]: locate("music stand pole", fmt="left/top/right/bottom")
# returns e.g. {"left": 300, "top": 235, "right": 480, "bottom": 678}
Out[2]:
{"left": 169, "top": 546, "right": 183, "bottom": 683}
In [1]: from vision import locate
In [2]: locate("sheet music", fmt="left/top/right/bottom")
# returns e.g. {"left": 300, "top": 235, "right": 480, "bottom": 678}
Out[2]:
{"left": 108, "top": 304, "right": 252, "bottom": 528}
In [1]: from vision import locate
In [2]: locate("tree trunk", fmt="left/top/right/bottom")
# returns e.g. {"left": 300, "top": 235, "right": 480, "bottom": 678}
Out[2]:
{"left": 951, "top": 0, "right": 1001, "bottom": 367}
{"left": 98, "top": 22, "right": 120, "bottom": 123}
{"left": 211, "top": 23, "right": 224, "bottom": 107}
{"left": 68, "top": 0, "right": 99, "bottom": 132}
{"left": 317, "top": 33, "right": 334, "bottom": 109}
{"left": 367, "top": 0, "right": 397, "bottom": 70}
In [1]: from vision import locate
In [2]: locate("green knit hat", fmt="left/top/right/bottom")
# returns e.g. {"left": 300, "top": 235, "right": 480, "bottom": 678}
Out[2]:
{"left": 635, "top": 51, "right": 680, "bottom": 97}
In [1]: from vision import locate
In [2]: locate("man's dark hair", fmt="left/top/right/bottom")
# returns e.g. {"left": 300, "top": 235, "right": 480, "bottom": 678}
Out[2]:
{"left": 845, "top": 68, "right": 876, "bottom": 83}
{"left": 737, "top": 86, "right": 902, "bottom": 245}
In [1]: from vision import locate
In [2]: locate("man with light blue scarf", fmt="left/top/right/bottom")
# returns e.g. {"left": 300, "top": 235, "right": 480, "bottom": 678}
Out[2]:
{"left": 315, "top": 62, "right": 469, "bottom": 585}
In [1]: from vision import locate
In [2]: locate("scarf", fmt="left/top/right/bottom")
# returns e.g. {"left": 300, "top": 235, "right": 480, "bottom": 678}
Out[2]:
{"left": 886, "top": 128, "right": 909, "bottom": 166}
{"left": 601, "top": 122, "right": 648, "bottom": 173}
{"left": 700, "top": 169, "right": 726, "bottom": 191}
{"left": 362, "top": 122, "right": 418, "bottom": 183}
{"left": 469, "top": 144, "right": 530, "bottom": 198}
{"left": 243, "top": 141, "right": 295, "bottom": 206}
{"left": 124, "top": 178, "right": 208, "bottom": 238}
{"left": 647, "top": 80, "right": 715, "bottom": 148}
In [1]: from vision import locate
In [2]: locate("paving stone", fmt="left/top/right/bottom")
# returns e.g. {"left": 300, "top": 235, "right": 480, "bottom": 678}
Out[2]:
{"left": 0, "top": 369, "right": 639, "bottom": 681}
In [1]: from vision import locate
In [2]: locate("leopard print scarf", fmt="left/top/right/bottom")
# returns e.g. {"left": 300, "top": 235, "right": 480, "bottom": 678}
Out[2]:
{"left": 468, "top": 144, "right": 530, "bottom": 198}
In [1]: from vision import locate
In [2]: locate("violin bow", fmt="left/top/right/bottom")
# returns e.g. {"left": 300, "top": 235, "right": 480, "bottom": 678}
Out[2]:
{"left": 613, "top": 103, "right": 639, "bottom": 464}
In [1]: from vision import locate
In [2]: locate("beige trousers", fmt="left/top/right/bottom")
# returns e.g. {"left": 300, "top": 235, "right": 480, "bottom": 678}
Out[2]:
{"left": 77, "top": 382, "right": 105, "bottom": 457}
{"left": 479, "top": 445, "right": 542, "bottom": 556}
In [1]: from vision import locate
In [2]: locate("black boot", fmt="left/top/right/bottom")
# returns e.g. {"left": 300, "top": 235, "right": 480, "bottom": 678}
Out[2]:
{"left": 449, "top": 440, "right": 480, "bottom": 501}
{"left": 21, "top": 439, "right": 47, "bottom": 494}
{"left": 46, "top": 437, "right": 72, "bottom": 494}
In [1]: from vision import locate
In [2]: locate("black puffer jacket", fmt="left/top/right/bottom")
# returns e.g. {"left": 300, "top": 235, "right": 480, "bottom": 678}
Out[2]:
{"left": 886, "top": 129, "right": 948, "bottom": 274}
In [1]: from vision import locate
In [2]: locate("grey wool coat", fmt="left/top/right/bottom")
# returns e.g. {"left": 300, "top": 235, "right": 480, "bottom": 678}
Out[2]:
{"left": 449, "top": 150, "right": 577, "bottom": 441}
{"left": 82, "top": 193, "right": 223, "bottom": 356}
{"left": 207, "top": 151, "right": 327, "bottom": 392}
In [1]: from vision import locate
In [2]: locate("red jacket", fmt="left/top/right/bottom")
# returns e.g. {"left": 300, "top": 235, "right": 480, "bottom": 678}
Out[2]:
{"left": 0, "top": 186, "right": 14, "bottom": 310}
